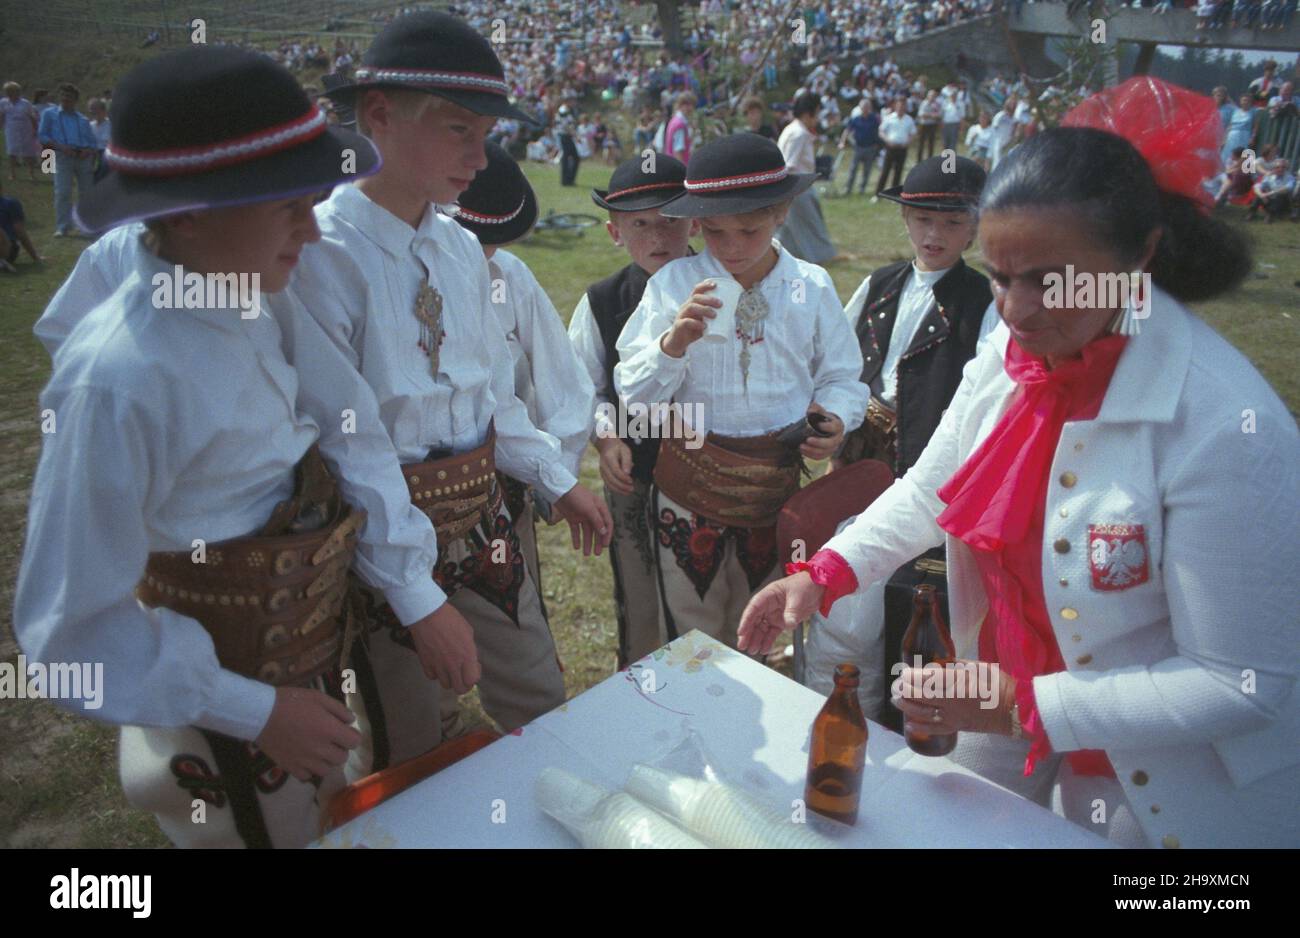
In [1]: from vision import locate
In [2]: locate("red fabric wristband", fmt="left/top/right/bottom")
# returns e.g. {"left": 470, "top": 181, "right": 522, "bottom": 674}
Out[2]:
{"left": 785, "top": 549, "right": 858, "bottom": 617}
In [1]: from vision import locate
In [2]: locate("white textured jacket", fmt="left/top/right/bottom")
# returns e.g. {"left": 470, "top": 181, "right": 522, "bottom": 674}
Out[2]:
{"left": 824, "top": 286, "right": 1300, "bottom": 848}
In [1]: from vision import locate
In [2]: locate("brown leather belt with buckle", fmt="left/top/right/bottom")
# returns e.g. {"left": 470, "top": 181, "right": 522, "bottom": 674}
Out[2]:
{"left": 136, "top": 448, "right": 365, "bottom": 687}
{"left": 402, "top": 426, "right": 500, "bottom": 544}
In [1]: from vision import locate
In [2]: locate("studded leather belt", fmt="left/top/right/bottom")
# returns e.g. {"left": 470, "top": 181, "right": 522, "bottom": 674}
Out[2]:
{"left": 136, "top": 448, "right": 365, "bottom": 687}
{"left": 864, "top": 395, "right": 897, "bottom": 435}
{"left": 402, "top": 425, "right": 500, "bottom": 544}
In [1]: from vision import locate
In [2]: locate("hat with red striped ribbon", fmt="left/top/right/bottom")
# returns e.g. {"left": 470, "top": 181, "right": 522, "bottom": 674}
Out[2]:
{"left": 878, "top": 153, "right": 986, "bottom": 211}
{"left": 325, "top": 11, "right": 535, "bottom": 125}
{"left": 660, "top": 133, "right": 815, "bottom": 218}
{"left": 591, "top": 151, "right": 687, "bottom": 212}
{"left": 453, "top": 142, "right": 538, "bottom": 245}
{"left": 77, "top": 45, "right": 379, "bottom": 232}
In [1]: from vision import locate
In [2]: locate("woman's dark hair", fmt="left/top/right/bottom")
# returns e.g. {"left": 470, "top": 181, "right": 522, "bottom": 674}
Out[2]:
{"left": 981, "top": 127, "right": 1252, "bottom": 302}
{"left": 792, "top": 92, "right": 820, "bottom": 119}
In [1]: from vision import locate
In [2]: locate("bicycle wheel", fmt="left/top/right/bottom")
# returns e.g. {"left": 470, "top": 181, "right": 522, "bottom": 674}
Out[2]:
{"left": 539, "top": 212, "right": 601, "bottom": 234}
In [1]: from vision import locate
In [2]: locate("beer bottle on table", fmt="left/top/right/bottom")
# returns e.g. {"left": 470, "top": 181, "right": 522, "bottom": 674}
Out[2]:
{"left": 804, "top": 663, "right": 868, "bottom": 825}
{"left": 901, "top": 583, "right": 957, "bottom": 757}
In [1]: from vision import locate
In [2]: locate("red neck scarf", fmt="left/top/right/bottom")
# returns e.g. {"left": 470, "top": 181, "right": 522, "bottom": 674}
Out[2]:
{"left": 937, "top": 332, "right": 1128, "bottom": 776}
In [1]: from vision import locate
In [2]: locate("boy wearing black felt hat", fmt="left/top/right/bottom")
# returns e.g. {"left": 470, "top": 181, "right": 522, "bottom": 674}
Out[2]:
{"left": 804, "top": 153, "right": 997, "bottom": 721}
{"left": 568, "top": 151, "right": 697, "bottom": 667}
{"left": 14, "top": 46, "right": 445, "bottom": 848}
{"left": 452, "top": 142, "right": 594, "bottom": 684}
{"left": 614, "top": 134, "right": 869, "bottom": 650}
{"left": 275, "top": 12, "right": 612, "bottom": 763}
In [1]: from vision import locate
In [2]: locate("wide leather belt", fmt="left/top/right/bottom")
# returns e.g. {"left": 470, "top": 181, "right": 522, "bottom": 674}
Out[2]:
{"left": 653, "top": 426, "right": 802, "bottom": 529}
{"left": 402, "top": 426, "right": 500, "bottom": 544}
{"left": 137, "top": 447, "right": 365, "bottom": 687}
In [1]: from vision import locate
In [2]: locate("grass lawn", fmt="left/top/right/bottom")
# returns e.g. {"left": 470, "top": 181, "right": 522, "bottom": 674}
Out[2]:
{"left": 1, "top": 148, "right": 1296, "bottom": 847}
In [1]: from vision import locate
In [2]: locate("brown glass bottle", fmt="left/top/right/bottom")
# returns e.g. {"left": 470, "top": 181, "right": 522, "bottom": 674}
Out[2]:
{"left": 901, "top": 583, "right": 958, "bottom": 757}
{"left": 804, "top": 663, "right": 868, "bottom": 825}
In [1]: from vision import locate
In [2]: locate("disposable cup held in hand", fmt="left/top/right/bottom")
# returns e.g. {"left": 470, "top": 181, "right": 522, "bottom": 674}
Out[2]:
{"left": 700, "top": 278, "right": 742, "bottom": 344}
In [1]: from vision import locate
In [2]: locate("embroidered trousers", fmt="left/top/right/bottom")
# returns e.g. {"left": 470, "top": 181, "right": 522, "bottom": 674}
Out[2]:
{"left": 650, "top": 488, "right": 781, "bottom": 649}
{"left": 607, "top": 479, "right": 665, "bottom": 667}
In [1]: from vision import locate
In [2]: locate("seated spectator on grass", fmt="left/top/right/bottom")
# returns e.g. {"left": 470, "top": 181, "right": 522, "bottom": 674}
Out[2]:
{"left": 1247, "top": 159, "right": 1296, "bottom": 222}
{"left": 1209, "top": 148, "right": 1258, "bottom": 207}
{"left": 0, "top": 179, "right": 43, "bottom": 272}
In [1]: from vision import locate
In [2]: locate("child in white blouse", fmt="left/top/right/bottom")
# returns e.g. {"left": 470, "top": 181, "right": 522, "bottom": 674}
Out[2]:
{"left": 615, "top": 133, "right": 868, "bottom": 649}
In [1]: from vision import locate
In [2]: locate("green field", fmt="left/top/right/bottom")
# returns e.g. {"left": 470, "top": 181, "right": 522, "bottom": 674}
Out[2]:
{"left": 1, "top": 144, "right": 1297, "bottom": 846}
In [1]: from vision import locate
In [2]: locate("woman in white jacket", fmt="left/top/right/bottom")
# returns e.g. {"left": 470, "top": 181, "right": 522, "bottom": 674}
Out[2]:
{"left": 739, "top": 81, "right": 1300, "bottom": 848}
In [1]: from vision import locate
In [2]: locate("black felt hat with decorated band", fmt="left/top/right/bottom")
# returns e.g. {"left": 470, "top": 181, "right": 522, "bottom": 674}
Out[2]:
{"left": 591, "top": 151, "right": 687, "bottom": 212}
{"left": 76, "top": 46, "right": 380, "bottom": 233}
{"left": 454, "top": 142, "right": 538, "bottom": 245}
{"left": 324, "top": 11, "right": 535, "bottom": 125}
{"left": 659, "top": 133, "right": 815, "bottom": 218}
{"left": 878, "top": 154, "right": 986, "bottom": 211}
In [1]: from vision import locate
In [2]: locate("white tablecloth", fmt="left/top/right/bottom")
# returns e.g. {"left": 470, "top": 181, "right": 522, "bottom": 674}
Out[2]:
{"left": 316, "top": 630, "right": 1109, "bottom": 848}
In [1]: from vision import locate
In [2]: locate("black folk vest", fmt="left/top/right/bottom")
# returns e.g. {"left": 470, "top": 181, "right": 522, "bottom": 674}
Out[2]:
{"left": 852, "top": 258, "right": 992, "bottom": 474}
{"left": 587, "top": 262, "right": 660, "bottom": 482}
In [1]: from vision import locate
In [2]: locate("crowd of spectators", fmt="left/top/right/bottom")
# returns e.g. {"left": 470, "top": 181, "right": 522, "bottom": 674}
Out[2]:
{"left": 7, "top": 2, "right": 1295, "bottom": 228}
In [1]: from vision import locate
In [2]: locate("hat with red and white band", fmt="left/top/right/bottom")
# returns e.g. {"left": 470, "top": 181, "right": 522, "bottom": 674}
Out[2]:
{"left": 324, "top": 11, "right": 536, "bottom": 125}
{"left": 660, "top": 133, "right": 815, "bottom": 218}
{"left": 76, "top": 46, "right": 379, "bottom": 232}
{"left": 453, "top": 142, "right": 538, "bottom": 246}
{"left": 591, "top": 151, "right": 687, "bottom": 213}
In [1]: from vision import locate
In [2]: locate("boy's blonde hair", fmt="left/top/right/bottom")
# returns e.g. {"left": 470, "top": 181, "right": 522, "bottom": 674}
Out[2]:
{"left": 3, "top": 81, "right": 20, "bottom": 95}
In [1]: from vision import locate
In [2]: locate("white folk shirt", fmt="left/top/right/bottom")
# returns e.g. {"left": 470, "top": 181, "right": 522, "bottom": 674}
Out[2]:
{"left": 879, "top": 111, "right": 916, "bottom": 147}
{"left": 33, "top": 221, "right": 445, "bottom": 627}
{"left": 777, "top": 118, "right": 818, "bottom": 175}
{"left": 487, "top": 248, "right": 594, "bottom": 481}
{"left": 34, "top": 222, "right": 144, "bottom": 357}
{"left": 824, "top": 287, "right": 1300, "bottom": 848}
{"left": 844, "top": 267, "right": 1002, "bottom": 407}
{"left": 614, "top": 243, "right": 869, "bottom": 438}
{"left": 275, "top": 185, "right": 578, "bottom": 510}
{"left": 15, "top": 251, "right": 421, "bottom": 743}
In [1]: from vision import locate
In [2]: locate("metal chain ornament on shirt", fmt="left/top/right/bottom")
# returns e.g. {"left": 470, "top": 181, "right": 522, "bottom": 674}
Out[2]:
{"left": 735, "top": 286, "right": 771, "bottom": 394}
{"left": 414, "top": 281, "right": 445, "bottom": 375}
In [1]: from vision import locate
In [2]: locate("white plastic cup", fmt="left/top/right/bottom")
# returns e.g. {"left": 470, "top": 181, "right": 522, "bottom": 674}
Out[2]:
{"left": 700, "top": 278, "right": 742, "bottom": 344}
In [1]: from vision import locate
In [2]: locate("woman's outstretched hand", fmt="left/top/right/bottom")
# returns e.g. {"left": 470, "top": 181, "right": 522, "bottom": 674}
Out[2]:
{"left": 737, "top": 571, "right": 826, "bottom": 655}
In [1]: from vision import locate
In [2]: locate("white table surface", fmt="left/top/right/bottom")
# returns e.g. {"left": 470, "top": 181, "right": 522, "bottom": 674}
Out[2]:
{"left": 316, "top": 630, "right": 1109, "bottom": 849}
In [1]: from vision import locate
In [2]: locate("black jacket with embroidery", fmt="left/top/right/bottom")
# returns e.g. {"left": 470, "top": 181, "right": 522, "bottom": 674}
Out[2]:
{"left": 844, "top": 257, "right": 992, "bottom": 475}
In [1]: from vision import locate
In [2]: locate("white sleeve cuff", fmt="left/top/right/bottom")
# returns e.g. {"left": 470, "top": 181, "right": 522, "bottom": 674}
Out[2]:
{"left": 385, "top": 577, "right": 447, "bottom": 627}
{"left": 654, "top": 331, "right": 690, "bottom": 373}
{"left": 536, "top": 464, "right": 579, "bottom": 504}
{"left": 196, "top": 670, "right": 278, "bottom": 742}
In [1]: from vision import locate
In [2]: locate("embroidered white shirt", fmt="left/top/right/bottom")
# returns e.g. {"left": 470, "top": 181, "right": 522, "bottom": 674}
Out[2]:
{"left": 613, "top": 242, "right": 869, "bottom": 437}
{"left": 273, "top": 185, "right": 578, "bottom": 507}
{"left": 18, "top": 254, "right": 317, "bottom": 742}
{"left": 487, "top": 248, "right": 594, "bottom": 481}
{"left": 34, "top": 220, "right": 445, "bottom": 627}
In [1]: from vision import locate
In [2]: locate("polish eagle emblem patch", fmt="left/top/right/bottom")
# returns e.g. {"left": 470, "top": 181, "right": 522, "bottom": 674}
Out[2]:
{"left": 1088, "top": 524, "right": 1150, "bottom": 591}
